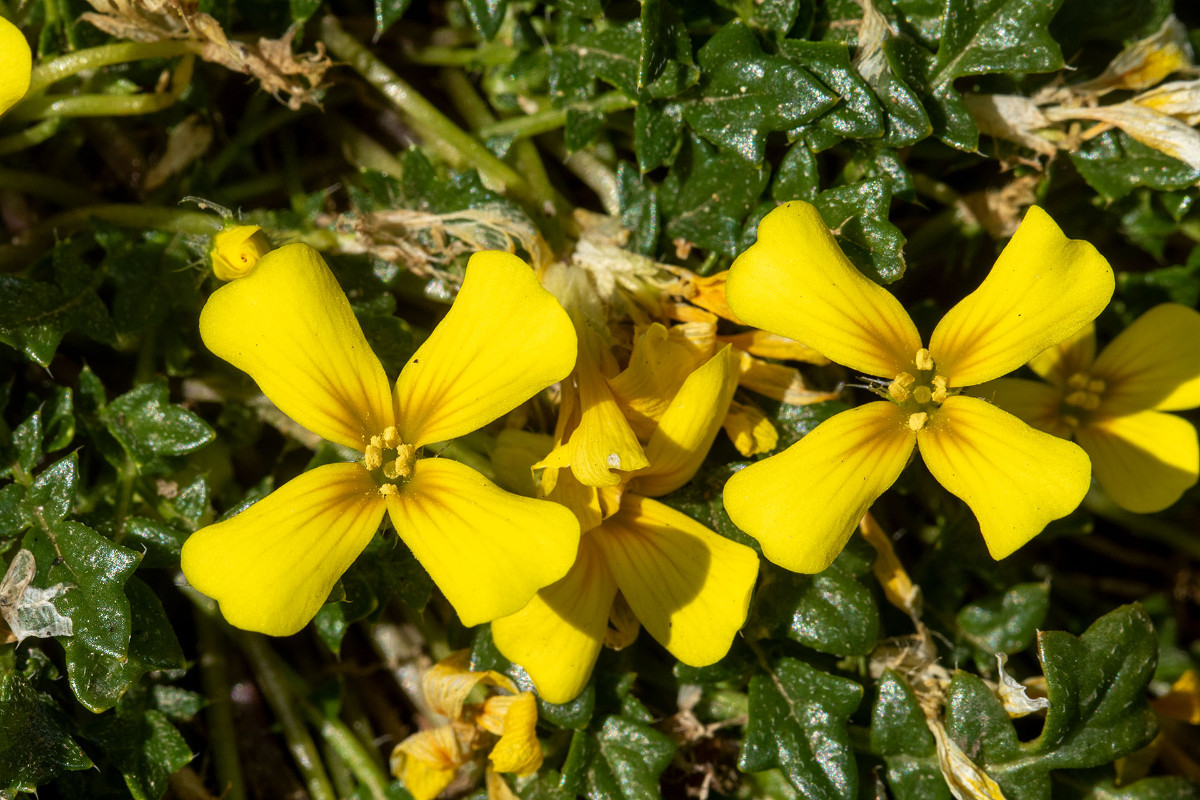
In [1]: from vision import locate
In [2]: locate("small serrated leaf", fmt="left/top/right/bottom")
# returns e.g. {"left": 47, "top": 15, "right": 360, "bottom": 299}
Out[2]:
{"left": 931, "top": 0, "right": 1065, "bottom": 84}
{"left": 740, "top": 656, "right": 862, "bottom": 800}
{"left": 25, "top": 454, "right": 78, "bottom": 527}
{"left": 0, "top": 671, "right": 92, "bottom": 793}
{"left": 104, "top": 381, "right": 214, "bottom": 467}
{"left": 956, "top": 582, "right": 1049, "bottom": 671}
{"left": 585, "top": 716, "right": 676, "bottom": 800}
{"left": 813, "top": 179, "right": 907, "bottom": 283}
{"left": 870, "top": 670, "right": 952, "bottom": 800}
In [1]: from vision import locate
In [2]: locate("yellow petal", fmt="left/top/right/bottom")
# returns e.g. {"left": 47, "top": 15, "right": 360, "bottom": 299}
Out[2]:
{"left": 0, "top": 18, "right": 31, "bottom": 117}
{"left": 667, "top": 269, "right": 743, "bottom": 323}
{"left": 668, "top": 320, "right": 719, "bottom": 360}
{"left": 486, "top": 769, "right": 521, "bottom": 800}
{"left": 718, "top": 330, "right": 830, "bottom": 364}
{"left": 723, "top": 402, "right": 915, "bottom": 573}
{"left": 632, "top": 346, "right": 738, "bottom": 497}
{"left": 593, "top": 496, "right": 759, "bottom": 666}
{"left": 1027, "top": 323, "right": 1096, "bottom": 388}
{"left": 1092, "top": 303, "right": 1200, "bottom": 414}
{"left": 983, "top": 378, "right": 1074, "bottom": 438}
{"left": 423, "top": 650, "right": 517, "bottom": 720}
{"left": 490, "top": 429, "right": 554, "bottom": 497}
{"left": 1152, "top": 669, "right": 1200, "bottom": 724}
{"left": 491, "top": 536, "right": 616, "bottom": 705}
{"left": 549, "top": 323, "right": 649, "bottom": 487}
{"left": 488, "top": 693, "right": 544, "bottom": 775}
{"left": 929, "top": 206, "right": 1114, "bottom": 387}
{"left": 395, "top": 251, "right": 577, "bottom": 447}
{"left": 386, "top": 458, "right": 581, "bottom": 626}
{"left": 916, "top": 396, "right": 1091, "bottom": 559}
{"left": 181, "top": 463, "right": 386, "bottom": 636}
{"left": 608, "top": 323, "right": 702, "bottom": 439}
{"left": 725, "top": 202, "right": 922, "bottom": 379}
{"left": 722, "top": 398, "right": 779, "bottom": 457}
{"left": 545, "top": 470, "right": 606, "bottom": 534}
{"left": 735, "top": 350, "right": 842, "bottom": 405}
{"left": 604, "top": 592, "right": 641, "bottom": 650}
{"left": 199, "top": 243, "right": 394, "bottom": 451}
{"left": 391, "top": 727, "right": 465, "bottom": 800}
{"left": 1076, "top": 410, "right": 1198, "bottom": 513}
{"left": 858, "top": 513, "right": 920, "bottom": 618}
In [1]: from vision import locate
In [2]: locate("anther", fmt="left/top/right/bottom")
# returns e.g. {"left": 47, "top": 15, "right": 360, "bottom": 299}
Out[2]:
{"left": 1087, "top": 379, "right": 1106, "bottom": 394}
{"left": 378, "top": 483, "right": 399, "bottom": 497}
{"left": 1064, "top": 390, "right": 1091, "bottom": 408}
{"left": 930, "top": 376, "right": 948, "bottom": 403}
{"left": 382, "top": 426, "right": 401, "bottom": 448}
{"left": 1062, "top": 414, "right": 1080, "bottom": 428}
{"left": 907, "top": 412, "right": 928, "bottom": 432}
{"left": 363, "top": 445, "right": 383, "bottom": 471}
{"left": 889, "top": 372, "right": 915, "bottom": 402}
{"left": 1066, "top": 373, "right": 1090, "bottom": 390}
{"left": 914, "top": 349, "right": 934, "bottom": 372}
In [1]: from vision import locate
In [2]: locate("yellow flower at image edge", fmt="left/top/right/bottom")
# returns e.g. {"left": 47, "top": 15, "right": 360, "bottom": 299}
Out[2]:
{"left": 723, "top": 202, "right": 1115, "bottom": 572}
{"left": 989, "top": 304, "right": 1200, "bottom": 512}
{"left": 0, "top": 16, "right": 32, "bottom": 116}
{"left": 181, "top": 245, "right": 581, "bottom": 635}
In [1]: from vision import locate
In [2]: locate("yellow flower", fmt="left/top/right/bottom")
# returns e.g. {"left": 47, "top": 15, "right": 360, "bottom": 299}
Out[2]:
{"left": 987, "top": 303, "right": 1200, "bottom": 513}
{"left": 181, "top": 244, "right": 581, "bottom": 635}
{"left": 391, "top": 651, "right": 543, "bottom": 800}
{"left": 493, "top": 345, "right": 760, "bottom": 703}
{"left": 0, "top": 16, "right": 31, "bottom": 117}
{"left": 211, "top": 225, "right": 271, "bottom": 281}
{"left": 722, "top": 202, "right": 1114, "bottom": 572}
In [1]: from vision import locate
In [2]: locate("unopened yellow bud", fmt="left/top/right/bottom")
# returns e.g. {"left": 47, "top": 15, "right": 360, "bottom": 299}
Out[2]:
{"left": 212, "top": 225, "right": 271, "bottom": 281}
{"left": 0, "top": 18, "right": 31, "bottom": 118}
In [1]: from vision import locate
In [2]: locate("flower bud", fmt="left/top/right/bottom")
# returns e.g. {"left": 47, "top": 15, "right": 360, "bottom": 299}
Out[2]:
{"left": 211, "top": 225, "right": 270, "bottom": 281}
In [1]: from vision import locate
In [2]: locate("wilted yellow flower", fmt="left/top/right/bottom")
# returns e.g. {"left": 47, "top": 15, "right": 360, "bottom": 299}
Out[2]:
{"left": 210, "top": 225, "right": 271, "bottom": 281}
{"left": 494, "top": 345, "right": 760, "bottom": 703}
{"left": 723, "top": 202, "right": 1114, "bottom": 572}
{"left": 988, "top": 303, "right": 1200, "bottom": 513}
{"left": 391, "top": 651, "right": 543, "bottom": 800}
{"left": 0, "top": 17, "right": 31, "bottom": 117}
{"left": 181, "top": 246, "right": 581, "bottom": 635}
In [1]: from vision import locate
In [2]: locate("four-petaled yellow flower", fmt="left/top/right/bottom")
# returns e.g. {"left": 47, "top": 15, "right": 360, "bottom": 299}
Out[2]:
{"left": 493, "top": 340, "right": 760, "bottom": 704}
{"left": 723, "top": 202, "right": 1115, "bottom": 572}
{"left": 0, "top": 17, "right": 32, "bottom": 117}
{"left": 988, "top": 303, "right": 1200, "bottom": 512}
{"left": 391, "top": 650, "right": 543, "bottom": 800}
{"left": 181, "top": 244, "right": 581, "bottom": 635}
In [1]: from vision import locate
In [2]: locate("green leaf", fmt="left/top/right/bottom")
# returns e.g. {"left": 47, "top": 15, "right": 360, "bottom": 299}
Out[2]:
{"left": 772, "top": 142, "right": 821, "bottom": 202}
{"left": 884, "top": 38, "right": 978, "bottom": 151}
{"left": 750, "top": 0, "right": 803, "bottom": 37}
{"left": 682, "top": 22, "right": 836, "bottom": 163}
{"left": 945, "top": 604, "right": 1159, "bottom": 799}
{"left": 63, "top": 578, "right": 185, "bottom": 713}
{"left": 661, "top": 134, "right": 770, "bottom": 256}
{"left": 24, "top": 453, "right": 78, "bottom": 526}
{"left": 956, "top": 582, "right": 1050, "bottom": 671}
{"left": 12, "top": 410, "right": 42, "bottom": 476}
{"left": 0, "top": 484, "right": 29, "bottom": 537}
{"left": 82, "top": 690, "right": 192, "bottom": 800}
{"left": 42, "top": 385, "right": 75, "bottom": 452}
{"left": 785, "top": 564, "right": 880, "bottom": 656}
{"left": 0, "top": 253, "right": 114, "bottom": 367}
{"left": 740, "top": 656, "right": 862, "bottom": 799}
{"left": 1063, "top": 776, "right": 1200, "bottom": 800}
{"left": 103, "top": 380, "right": 215, "bottom": 468}
{"left": 582, "top": 716, "right": 676, "bottom": 800}
{"left": 870, "top": 670, "right": 951, "bottom": 800}
{"left": 374, "top": 0, "right": 412, "bottom": 36}
{"left": 1071, "top": 131, "right": 1200, "bottom": 201}
{"left": 637, "top": 0, "right": 697, "bottom": 96}
{"left": 781, "top": 40, "right": 885, "bottom": 151}
{"left": 813, "top": 178, "right": 907, "bottom": 283}
{"left": 930, "top": 0, "right": 1065, "bottom": 84}
{"left": 314, "top": 569, "right": 378, "bottom": 656}
{"left": 1049, "top": 0, "right": 1171, "bottom": 51}
{"left": 359, "top": 314, "right": 416, "bottom": 378}
{"left": 23, "top": 521, "right": 140, "bottom": 662}
{"left": 463, "top": 0, "right": 508, "bottom": 40}
{"left": 1118, "top": 261, "right": 1200, "bottom": 311}
{"left": 634, "top": 100, "right": 683, "bottom": 172}
{"left": 121, "top": 517, "right": 187, "bottom": 569}
{"left": 616, "top": 163, "right": 660, "bottom": 255}
{"left": 0, "top": 671, "right": 92, "bottom": 794}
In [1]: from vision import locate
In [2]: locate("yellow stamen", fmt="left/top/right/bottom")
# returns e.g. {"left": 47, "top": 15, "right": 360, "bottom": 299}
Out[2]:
{"left": 1062, "top": 414, "right": 1080, "bottom": 428}
{"left": 379, "top": 483, "right": 399, "bottom": 497}
{"left": 914, "top": 348, "right": 934, "bottom": 371}
{"left": 907, "top": 412, "right": 928, "bottom": 431}
{"left": 382, "top": 426, "right": 401, "bottom": 448}
{"left": 931, "top": 376, "right": 948, "bottom": 403}
{"left": 1064, "top": 390, "right": 1091, "bottom": 407}
{"left": 1066, "top": 372, "right": 1090, "bottom": 390}
{"left": 363, "top": 445, "right": 383, "bottom": 471}
{"left": 889, "top": 372, "right": 915, "bottom": 402}
{"left": 1087, "top": 379, "right": 1106, "bottom": 394}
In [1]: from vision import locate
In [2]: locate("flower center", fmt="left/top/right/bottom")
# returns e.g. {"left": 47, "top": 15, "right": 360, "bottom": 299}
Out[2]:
{"left": 1060, "top": 371, "right": 1106, "bottom": 428}
{"left": 362, "top": 425, "right": 417, "bottom": 496}
{"left": 886, "top": 348, "right": 949, "bottom": 432}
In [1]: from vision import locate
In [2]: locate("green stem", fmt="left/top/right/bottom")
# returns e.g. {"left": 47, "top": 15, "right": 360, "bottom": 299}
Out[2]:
{"left": 325, "top": 115, "right": 407, "bottom": 177}
{"left": 1083, "top": 490, "right": 1200, "bottom": 561}
{"left": 547, "top": 138, "right": 620, "bottom": 215}
{"left": 401, "top": 42, "right": 513, "bottom": 67}
{"left": 478, "top": 92, "right": 635, "bottom": 140}
{"left": 0, "top": 118, "right": 62, "bottom": 156}
{"left": 239, "top": 634, "right": 338, "bottom": 800}
{"left": 28, "top": 40, "right": 195, "bottom": 94}
{"left": 0, "top": 167, "right": 101, "bottom": 206}
{"left": 303, "top": 708, "right": 392, "bottom": 800}
{"left": 319, "top": 15, "right": 527, "bottom": 197}
{"left": 12, "top": 55, "right": 195, "bottom": 121}
{"left": 196, "top": 613, "right": 248, "bottom": 800}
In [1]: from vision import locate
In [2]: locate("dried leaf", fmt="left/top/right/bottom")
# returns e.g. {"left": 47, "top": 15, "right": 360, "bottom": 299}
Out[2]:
{"left": 0, "top": 549, "right": 73, "bottom": 644}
